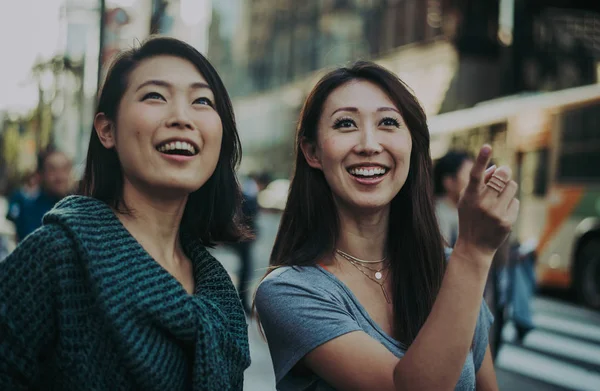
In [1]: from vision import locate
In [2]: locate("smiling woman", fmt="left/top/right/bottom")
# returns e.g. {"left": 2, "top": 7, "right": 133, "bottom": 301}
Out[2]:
{"left": 255, "top": 62, "right": 518, "bottom": 391}
{"left": 0, "top": 37, "right": 250, "bottom": 391}
{"left": 90, "top": 54, "right": 224, "bottom": 215}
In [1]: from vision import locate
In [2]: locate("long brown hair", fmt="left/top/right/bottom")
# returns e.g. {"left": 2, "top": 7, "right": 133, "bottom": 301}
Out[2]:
{"left": 267, "top": 61, "right": 446, "bottom": 345}
{"left": 78, "top": 36, "right": 249, "bottom": 246}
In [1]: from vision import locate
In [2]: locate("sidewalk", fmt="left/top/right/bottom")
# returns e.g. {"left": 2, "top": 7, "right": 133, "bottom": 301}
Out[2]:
{"left": 209, "top": 211, "right": 281, "bottom": 390}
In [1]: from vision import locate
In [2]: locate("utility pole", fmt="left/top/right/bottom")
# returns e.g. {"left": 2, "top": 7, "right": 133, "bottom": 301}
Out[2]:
{"left": 97, "top": 0, "right": 106, "bottom": 91}
{"left": 150, "top": 0, "right": 169, "bottom": 35}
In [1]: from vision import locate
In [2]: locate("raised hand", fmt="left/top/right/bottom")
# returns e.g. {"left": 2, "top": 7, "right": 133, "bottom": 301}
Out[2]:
{"left": 454, "top": 145, "right": 520, "bottom": 265}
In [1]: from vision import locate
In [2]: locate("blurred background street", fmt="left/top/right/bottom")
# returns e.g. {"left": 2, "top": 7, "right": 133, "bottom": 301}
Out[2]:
{"left": 1, "top": 0, "right": 600, "bottom": 390}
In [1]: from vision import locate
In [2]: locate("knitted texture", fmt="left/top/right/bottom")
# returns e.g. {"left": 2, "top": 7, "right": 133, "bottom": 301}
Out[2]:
{"left": 0, "top": 195, "right": 250, "bottom": 390}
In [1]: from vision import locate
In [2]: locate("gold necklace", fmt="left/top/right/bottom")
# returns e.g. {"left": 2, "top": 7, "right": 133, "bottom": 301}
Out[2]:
{"left": 347, "top": 259, "right": 390, "bottom": 274}
{"left": 336, "top": 250, "right": 388, "bottom": 280}
{"left": 341, "top": 256, "right": 390, "bottom": 280}
{"left": 335, "top": 252, "right": 392, "bottom": 304}
{"left": 336, "top": 249, "right": 386, "bottom": 264}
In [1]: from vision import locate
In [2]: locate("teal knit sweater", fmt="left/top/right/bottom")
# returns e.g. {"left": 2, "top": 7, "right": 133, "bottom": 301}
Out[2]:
{"left": 0, "top": 196, "right": 250, "bottom": 390}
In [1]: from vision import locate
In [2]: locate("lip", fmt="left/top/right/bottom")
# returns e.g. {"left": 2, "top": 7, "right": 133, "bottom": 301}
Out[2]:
{"left": 349, "top": 171, "right": 388, "bottom": 186}
{"left": 159, "top": 153, "right": 196, "bottom": 163}
{"left": 346, "top": 163, "right": 390, "bottom": 170}
{"left": 346, "top": 163, "right": 390, "bottom": 186}
{"left": 155, "top": 137, "right": 200, "bottom": 154}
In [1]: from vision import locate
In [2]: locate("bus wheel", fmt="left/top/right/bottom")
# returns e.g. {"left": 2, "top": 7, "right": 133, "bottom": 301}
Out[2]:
{"left": 575, "top": 239, "right": 600, "bottom": 310}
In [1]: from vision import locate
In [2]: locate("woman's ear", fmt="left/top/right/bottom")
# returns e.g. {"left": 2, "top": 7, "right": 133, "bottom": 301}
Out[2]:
{"left": 300, "top": 137, "right": 322, "bottom": 170}
{"left": 94, "top": 113, "right": 116, "bottom": 149}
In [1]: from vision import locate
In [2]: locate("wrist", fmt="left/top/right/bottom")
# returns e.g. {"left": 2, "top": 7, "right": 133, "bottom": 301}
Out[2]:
{"left": 451, "top": 241, "right": 495, "bottom": 276}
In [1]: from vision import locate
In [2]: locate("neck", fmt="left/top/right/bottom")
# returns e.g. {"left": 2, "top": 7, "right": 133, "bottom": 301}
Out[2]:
{"left": 335, "top": 203, "right": 389, "bottom": 263}
{"left": 116, "top": 179, "right": 188, "bottom": 268}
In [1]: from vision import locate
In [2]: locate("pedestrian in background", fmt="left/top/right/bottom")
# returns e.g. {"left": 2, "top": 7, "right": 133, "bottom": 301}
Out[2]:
{"left": 231, "top": 174, "right": 260, "bottom": 314}
{"left": 255, "top": 61, "right": 518, "bottom": 390}
{"left": 433, "top": 150, "right": 473, "bottom": 248}
{"left": 6, "top": 148, "right": 72, "bottom": 242}
{"left": 0, "top": 37, "right": 250, "bottom": 390}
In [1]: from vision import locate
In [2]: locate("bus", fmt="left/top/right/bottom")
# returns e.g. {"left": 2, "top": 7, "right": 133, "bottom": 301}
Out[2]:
{"left": 427, "top": 84, "right": 600, "bottom": 309}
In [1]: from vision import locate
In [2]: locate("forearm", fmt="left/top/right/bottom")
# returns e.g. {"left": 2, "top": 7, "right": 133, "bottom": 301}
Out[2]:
{"left": 393, "top": 250, "right": 491, "bottom": 391}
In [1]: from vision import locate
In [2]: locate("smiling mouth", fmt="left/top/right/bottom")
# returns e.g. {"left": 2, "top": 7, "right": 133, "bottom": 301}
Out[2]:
{"left": 156, "top": 141, "right": 198, "bottom": 156}
{"left": 347, "top": 166, "right": 389, "bottom": 178}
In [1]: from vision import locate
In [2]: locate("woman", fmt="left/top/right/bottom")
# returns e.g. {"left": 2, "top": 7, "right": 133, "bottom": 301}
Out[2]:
{"left": 433, "top": 150, "right": 474, "bottom": 248}
{"left": 0, "top": 37, "right": 250, "bottom": 390}
{"left": 255, "top": 61, "right": 519, "bottom": 390}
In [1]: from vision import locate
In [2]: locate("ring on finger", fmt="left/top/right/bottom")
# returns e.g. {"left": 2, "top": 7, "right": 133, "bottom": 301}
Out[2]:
{"left": 486, "top": 174, "right": 507, "bottom": 193}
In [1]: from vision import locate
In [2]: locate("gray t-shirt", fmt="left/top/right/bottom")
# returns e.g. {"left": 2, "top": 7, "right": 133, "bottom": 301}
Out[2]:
{"left": 255, "top": 265, "right": 493, "bottom": 391}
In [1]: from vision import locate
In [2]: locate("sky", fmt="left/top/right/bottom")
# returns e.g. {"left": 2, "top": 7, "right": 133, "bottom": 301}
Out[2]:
{"left": 0, "top": 0, "right": 216, "bottom": 114}
{"left": 0, "top": 0, "right": 64, "bottom": 113}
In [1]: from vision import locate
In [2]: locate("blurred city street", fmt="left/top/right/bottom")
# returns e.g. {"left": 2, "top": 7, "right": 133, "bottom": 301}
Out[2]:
{"left": 210, "top": 211, "right": 281, "bottom": 391}
{"left": 212, "top": 211, "right": 600, "bottom": 391}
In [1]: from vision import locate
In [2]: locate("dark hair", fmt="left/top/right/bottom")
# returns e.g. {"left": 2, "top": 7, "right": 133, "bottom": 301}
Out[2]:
{"left": 79, "top": 36, "right": 249, "bottom": 245}
{"left": 265, "top": 61, "right": 446, "bottom": 345}
{"left": 433, "top": 150, "right": 473, "bottom": 196}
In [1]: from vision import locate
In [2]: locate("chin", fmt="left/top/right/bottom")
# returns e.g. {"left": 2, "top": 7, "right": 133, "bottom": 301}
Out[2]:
{"left": 151, "top": 178, "right": 207, "bottom": 197}
{"left": 338, "top": 195, "right": 393, "bottom": 214}
{"left": 353, "top": 202, "right": 391, "bottom": 213}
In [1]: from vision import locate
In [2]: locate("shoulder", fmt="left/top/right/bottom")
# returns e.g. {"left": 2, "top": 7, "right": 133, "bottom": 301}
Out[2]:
{"left": 255, "top": 266, "right": 362, "bottom": 384}
{"left": 256, "top": 266, "right": 332, "bottom": 301}
{"left": 255, "top": 265, "right": 355, "bottom": 326}
{"left": 10, "top": 223, "right": 74, "bottom": 257}
{"left": 0, "top": 224, "right": 77, "bottom": 307}
{"left": 2, "top": 224, "right": 76, "bottom": 271}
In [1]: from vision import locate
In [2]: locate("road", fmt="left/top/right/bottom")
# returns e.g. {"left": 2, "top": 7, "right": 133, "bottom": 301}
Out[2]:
{"left": 495, "top": 297, "right": 600, "bottom": 391}
{"left": 210, "top": 211, "right": 600, "bottom": 391}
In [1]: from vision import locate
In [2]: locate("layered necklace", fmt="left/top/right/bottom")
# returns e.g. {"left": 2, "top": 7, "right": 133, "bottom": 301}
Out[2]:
{"left": 335, "top": 249, "right": 391, "bottom": 304}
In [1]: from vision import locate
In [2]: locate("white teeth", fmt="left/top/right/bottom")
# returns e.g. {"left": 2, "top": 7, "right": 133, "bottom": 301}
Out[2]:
{"left": 349, "top": 167, "right": 387, "bottom": 177}
{"left": 157, "top": 141, "right": 197, "bottom": 154}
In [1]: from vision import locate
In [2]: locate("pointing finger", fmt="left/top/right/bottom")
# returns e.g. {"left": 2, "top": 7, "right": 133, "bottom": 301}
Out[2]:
{"left": 484, "top": 165, "right": 497, "bottom": 184}
{"left": 467, "top": 145, "right": 492, "bottom": 193}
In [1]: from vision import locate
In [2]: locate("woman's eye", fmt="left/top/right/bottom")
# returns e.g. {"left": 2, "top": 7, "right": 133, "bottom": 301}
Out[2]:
{"left": 194, "top": 97, "right": 214, "bottom": 107}
{"left": 142, "top": 92, "right": 165, "bottom": 101}
{"left": 333, "top": 118, "right": 356, "bottom": 129}
{"left": 380, "top": 117, "right": 401, "bottom": 127}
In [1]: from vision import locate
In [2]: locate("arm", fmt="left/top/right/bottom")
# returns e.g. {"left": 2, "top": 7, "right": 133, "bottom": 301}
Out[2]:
{"left": 476, "top": 346, "right": 499, "bottom": 391}
{"left": 0, "top": 228, "right": 58, "bottom": 389}
{"left": 392, "top": 251, "right": 490, "bottom": 390}
{"left": 304, "top": 146, "right": 516, "bottom": 391}
{"left": 304, "top": 259, "right": 491, "bottom": 391}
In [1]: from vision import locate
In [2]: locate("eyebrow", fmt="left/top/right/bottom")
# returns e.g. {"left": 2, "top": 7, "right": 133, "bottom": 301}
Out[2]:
{"left": 135, "top": 79, "right": 212, "bottom": 92}
{"left": 330, "top": 106, "right": 400, "bottom": 117}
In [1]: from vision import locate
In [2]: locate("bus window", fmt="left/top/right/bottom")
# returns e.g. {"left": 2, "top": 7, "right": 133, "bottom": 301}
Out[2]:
{"left": 534, "top": 149, "right": 549, "bottom": 196}
{"left": 557, "top": 103, "right": 600, "bottom": 183}
{"left": 521, "top": 149, "right": 549, "bottom": 197}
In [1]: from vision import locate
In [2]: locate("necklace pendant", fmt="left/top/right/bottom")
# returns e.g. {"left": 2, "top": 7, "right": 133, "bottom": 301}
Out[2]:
{"left": 375, "top": 271, "right": 382, "bottom": 280}
{"left": 381, "top": 285, "right": 391, "bottom": 304}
